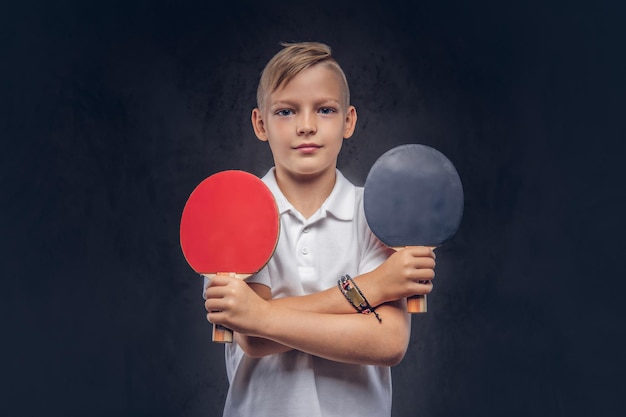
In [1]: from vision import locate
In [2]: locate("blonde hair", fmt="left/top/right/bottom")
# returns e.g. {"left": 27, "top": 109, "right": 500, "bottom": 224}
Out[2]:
{"left": 256, "top": 42, "right": 350, "bottom": 111}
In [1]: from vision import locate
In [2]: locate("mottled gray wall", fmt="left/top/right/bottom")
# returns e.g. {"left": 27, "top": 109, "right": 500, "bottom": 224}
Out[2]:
{"left": 2, "top": 0, "right": 624, "bottom": 416}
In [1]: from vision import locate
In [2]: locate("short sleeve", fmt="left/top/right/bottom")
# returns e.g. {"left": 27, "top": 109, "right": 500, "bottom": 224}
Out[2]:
{"left": 358, "top": 229, "right": 394, "bottom": 275}
{"left": 355, "top": 189, "right": 395, "bottom": 274}
{"left": 246, "top": 264, "right": 272, "bottom": 288}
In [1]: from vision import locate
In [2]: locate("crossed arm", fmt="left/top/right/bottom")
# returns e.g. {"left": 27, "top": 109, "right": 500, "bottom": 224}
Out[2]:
{"left": 204, "top": 246, "right": 436, "bottom": 367}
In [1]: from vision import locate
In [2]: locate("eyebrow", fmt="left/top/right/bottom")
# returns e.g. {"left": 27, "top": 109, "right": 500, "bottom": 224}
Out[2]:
{"left": 269, "top": 98, "right": 342, "bottom": 108}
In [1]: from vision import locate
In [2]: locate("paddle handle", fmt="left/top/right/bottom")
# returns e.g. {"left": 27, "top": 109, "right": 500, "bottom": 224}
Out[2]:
{"left": 205, "top": 272, "right": 251, "bottom": 344}
{"left": 407, "top": 294, "right": 427, "bottom": 313}
{"left": 391, "top": 247, "right": 429, "bottom": 314}
{"left": 212, "top": 323, "right": 233, "bottom": 343}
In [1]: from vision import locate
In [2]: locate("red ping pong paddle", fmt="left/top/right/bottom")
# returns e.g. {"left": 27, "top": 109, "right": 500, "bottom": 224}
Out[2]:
{"left": 180, "top": 170, "right": 279, "bottom": 342}
{"left": 364, "top": 144, "right": 464, "bottom": 313}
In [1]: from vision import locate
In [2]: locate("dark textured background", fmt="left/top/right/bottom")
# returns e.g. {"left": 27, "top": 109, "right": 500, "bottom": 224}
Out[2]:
{"left": 2, "top": 0, "right": 625, "bottom": 416}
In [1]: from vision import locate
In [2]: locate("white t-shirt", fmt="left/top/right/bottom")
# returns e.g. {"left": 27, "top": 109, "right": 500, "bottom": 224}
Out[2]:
{"left": 215, "top": 168, "right": 395, "bottom": 417}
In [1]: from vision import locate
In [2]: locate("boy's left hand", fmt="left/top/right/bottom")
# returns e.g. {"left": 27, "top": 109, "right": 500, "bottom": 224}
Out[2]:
{"left": 204, "top": 275, "right": 270, "bottom": 336}
{"left": 368, "top": 246, "right": 436, "bottom": 304}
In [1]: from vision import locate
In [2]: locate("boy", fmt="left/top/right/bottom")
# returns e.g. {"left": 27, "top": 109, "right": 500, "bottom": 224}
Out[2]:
{"left": 204, "top": 42, "right": 436, "bottom": 417}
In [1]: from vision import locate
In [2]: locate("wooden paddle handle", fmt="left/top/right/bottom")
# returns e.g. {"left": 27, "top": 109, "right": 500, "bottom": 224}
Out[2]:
{"left": 407, "top": 294, "right": 427, "bottom": 313}
{"left": 206, "top": 272, "right": 252, "bottom": 344}
{"left": 212, "top": 323, "right": 233, "bottom": 343}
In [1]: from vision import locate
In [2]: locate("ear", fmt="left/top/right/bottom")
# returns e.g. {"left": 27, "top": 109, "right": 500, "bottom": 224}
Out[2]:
{"left": 343, "top": 105, "right": 357, "bottom": 139}
{"left": 251, "top": 108, "right": 268, "bottom": 142}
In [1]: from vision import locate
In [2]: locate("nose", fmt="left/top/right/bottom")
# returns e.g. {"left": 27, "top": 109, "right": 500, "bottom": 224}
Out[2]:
{"left": 297, "top": 111, "right": 316, "bottom": 136}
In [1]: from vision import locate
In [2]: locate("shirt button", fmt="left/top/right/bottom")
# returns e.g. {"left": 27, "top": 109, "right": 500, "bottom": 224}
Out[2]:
{"left": 301, "top": 247, "right": 309, "bottom": 255}
{"left": 303, "top": 227, "right": 310, "bottom": 233}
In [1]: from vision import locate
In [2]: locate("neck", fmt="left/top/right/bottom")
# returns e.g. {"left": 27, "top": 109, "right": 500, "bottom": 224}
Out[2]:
{"left": 274, "top": 168, "right": 336, "bottom": 219}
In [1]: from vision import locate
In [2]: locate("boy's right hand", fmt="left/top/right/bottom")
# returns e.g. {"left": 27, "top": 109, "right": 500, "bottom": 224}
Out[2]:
{"left": 370, "top": 246, "right": 436, "bottom": 304}
{"left": 204, "top": 274, "right": 272, "bottom": 337}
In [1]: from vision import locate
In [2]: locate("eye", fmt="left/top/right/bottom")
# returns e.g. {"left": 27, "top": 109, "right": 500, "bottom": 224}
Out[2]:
{"left": 318, "top": 107, "right": 336, "bottom": 115}
{"left": 276, "top": 109, "right": 294, "bottom": 116}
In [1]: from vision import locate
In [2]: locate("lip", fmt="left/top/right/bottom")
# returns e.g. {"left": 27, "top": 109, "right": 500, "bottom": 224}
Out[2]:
{"left": 294, "top": 143, "right": 322, "bottom": 154}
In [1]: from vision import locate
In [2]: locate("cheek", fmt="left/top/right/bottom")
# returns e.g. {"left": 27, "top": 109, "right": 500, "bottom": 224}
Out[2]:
{"left": 267, "top": 121, "right": 290, "bottom": 138}
{"left": 266, "top": 136, "right": 288, "bottom": 157}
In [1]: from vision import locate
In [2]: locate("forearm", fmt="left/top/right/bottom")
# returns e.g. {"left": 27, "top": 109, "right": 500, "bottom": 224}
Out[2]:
{"left": 237, "top": 271, "right": 390, "bottom": 357}
{"left": 243, "top": 300, "right": 410, "bottom": 366}
{"left": 235, "top": 333, "right": 292, "bottom": 357}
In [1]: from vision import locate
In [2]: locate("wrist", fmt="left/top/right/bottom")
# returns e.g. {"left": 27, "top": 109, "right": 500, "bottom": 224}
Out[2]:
{"left": 338, "top": 275, "right": 382, "bottom": 322}
{"left": 255, "top": 300, "right": 293, "bottom": 341}
{"left": 353, "top": 271, "right": 385, "bottom": 307}
{"left": 253, "top": 300, "right": 275, "bottom": 339}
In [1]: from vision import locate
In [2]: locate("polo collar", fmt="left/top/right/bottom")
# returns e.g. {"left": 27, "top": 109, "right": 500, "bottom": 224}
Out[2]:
{"left": 261, "top": 168, "right": 355, "bottom": 221}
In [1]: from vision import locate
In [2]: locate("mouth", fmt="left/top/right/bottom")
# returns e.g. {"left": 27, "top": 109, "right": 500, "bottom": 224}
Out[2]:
{"left": 294, "top": 143, "right": 322, "bottom": 153}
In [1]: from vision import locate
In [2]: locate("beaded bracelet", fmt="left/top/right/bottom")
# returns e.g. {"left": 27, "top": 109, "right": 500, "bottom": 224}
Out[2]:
{"left": 338, "top": 274, "right": 382, "bottom": 323}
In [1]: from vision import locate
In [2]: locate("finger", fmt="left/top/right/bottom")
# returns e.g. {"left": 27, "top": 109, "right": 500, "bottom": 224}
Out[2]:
{"left": 204, "top": 291, "right": 233, "bottom": 309}
{"left": 207, "top": 274, "right": 235, "bottom": 287}
{"left": 204, "top": 285, "right": 226, "bottom": 300}
{"left": 204, "top": 276, "right": 239, "bottom": 299}
{"left": 205, "top": 299, "right": 218, "bottom": 314}
{"left": 206, "top": 310, "right": 225, "bottom": 324}
{"left": 410, "top": 267, "right": 435, "bottom": 282}
{"left": 404, "top": 246, "right": 436, "bottom": 258}
{"left": 414, "top": 256, "right": 436, "bottom": 270}
{"left": 399, "top": 256, "right": 435, "bottom": 273}
{"left": 419, "top": 280, "right": 434, "bottom": 294}
{"left": 404, "top": 280, "right": 433, "bottom": 296}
